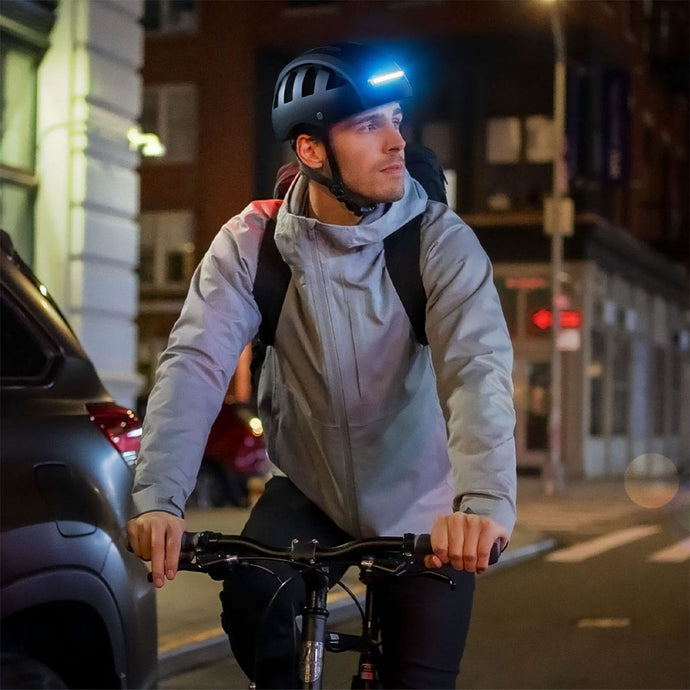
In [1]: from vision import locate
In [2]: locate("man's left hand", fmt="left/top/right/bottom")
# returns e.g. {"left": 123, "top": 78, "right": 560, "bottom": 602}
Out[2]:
{"left": 425, "top": 512, "right": 507, "bottom": 574}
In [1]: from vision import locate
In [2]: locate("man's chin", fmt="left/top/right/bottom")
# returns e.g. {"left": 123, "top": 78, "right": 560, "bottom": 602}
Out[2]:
{"left": 354, "top": 185, "right": 404, "bottom": 207}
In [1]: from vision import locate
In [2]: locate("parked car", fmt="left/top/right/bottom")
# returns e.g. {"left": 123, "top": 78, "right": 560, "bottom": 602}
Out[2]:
{"left": 0, "top": 230, "right": 157, "bottom": 689}
{"left": 187, "top": 402, "right": 269, "bottom": 509}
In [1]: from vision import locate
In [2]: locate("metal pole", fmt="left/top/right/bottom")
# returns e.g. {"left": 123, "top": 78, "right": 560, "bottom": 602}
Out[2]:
{"left": 545, "top": 2, "right": 567, "bottom": 495}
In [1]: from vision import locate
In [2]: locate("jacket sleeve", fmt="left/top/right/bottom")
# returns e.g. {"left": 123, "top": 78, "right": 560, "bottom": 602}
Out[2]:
{"left": 421, "top": 202, "right": 517, "bottom": 535}
{"left": 130, "top": 204, "right": 271, "bottom": 518}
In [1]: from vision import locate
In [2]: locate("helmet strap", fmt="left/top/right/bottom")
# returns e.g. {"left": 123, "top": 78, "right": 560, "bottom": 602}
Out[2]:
{"left": 298, "top": 133, "right": 377, "bottom": 217}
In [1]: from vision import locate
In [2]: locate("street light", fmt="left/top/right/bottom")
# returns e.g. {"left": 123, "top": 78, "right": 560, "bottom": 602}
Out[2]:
{"left": 543, "top": 0, "right": 572, "bottom": 495}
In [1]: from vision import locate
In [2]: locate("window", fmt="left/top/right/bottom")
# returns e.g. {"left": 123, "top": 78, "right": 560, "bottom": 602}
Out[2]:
{"left": 611, "top": 333, "right": 630, "bottom": 434}
{"left": 486, "top": 115, "right": 554, "bottom": 165}
{"left": 589, "top": 329, "right": 605, "bottom": 436}
{"left": 669, "top": 348, "right": 683, "bottom": 435}
{"left": 0, "top": 297, "right": 50, "bottom": 381}
{"left": 141, "top": 84, "right": 198, "bottom": 163}
{"left": 650, "top": 345, "right": 666, "bottom": 436}
{"left": 1, "top": 43, "right": 39, "bottom": 263}
{"left": 139, "top": 210, "right": 195, "bottom": 289}
{"left": 142, "top": 0, "right": 198, "bottom": 33}
{"left": 526, "top": 363, "right": 550, "bottom": 450}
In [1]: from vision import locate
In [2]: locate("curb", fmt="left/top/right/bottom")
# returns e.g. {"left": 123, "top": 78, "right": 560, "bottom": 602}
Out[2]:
{"left": 157, "top": 536, "right": 556, "bottom": 680}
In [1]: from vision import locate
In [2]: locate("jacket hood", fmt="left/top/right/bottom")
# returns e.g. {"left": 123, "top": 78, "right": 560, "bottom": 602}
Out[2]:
{"left": 277, "top": 171, "right": 428, "bottom": 250}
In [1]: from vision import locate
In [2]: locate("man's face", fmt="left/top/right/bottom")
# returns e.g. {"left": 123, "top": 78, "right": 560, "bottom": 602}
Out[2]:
{"left": 328, "top": 103, "right": 406, "bottom": 205}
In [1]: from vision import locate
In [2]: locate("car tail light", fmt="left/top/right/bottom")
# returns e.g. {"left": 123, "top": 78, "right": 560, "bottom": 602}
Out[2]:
{"left": 87, "top": 402, "right": 142, "bottom": 467}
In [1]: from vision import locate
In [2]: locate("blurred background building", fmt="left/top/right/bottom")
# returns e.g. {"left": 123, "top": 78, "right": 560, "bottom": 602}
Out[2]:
{"left": 1, "top": 0, "right": 144, "bottom": 405}
{"left": 2, "top": 0, "right": 688, "bottom": 480}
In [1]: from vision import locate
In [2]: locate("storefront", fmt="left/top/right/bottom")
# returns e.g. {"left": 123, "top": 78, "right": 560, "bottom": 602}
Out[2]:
{"left": 481, "top": 216, "right": 689, "bottom": 479}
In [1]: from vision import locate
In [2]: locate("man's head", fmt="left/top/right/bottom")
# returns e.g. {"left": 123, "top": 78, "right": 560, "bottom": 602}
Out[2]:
{"left": 272, "top": 43, "right": 412, "bottom": 216}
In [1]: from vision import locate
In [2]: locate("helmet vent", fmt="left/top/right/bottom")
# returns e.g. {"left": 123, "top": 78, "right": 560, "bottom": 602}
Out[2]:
{"left": 283, "top": 70, "right": 298, "bottom": 104}
{"left": 301, "top": 67, "right": 318, "bottom": 97}
{"left": 326, "top": 71, "right": 347, "bottom": 91}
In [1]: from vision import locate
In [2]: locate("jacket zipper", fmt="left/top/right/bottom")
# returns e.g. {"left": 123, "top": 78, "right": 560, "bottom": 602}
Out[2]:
{"left": 308, "top": 227, "right": 361, "bottom": 533}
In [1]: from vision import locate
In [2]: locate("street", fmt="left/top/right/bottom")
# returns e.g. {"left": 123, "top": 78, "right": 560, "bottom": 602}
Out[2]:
{"left": 159, "top": 493, "right": 689, "bottom": 689}
{"left": 460, "top": 505, "right": 689, "bottom": 689}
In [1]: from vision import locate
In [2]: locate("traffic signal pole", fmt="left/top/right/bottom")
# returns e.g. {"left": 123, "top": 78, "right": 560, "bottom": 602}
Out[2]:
{"left": 545, "top": 1, "right": 568, "bottom": 495}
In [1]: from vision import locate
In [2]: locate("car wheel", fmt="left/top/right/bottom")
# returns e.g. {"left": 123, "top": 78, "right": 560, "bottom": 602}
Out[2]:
{"left": 1, "top": 651, "right": 67, "bottom": 689}
{"left": 187, "top": 463, "right": 228, "bottom": 509}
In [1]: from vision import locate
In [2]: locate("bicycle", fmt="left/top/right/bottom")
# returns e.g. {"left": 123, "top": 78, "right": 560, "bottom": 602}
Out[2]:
{"left": 173, "top": 530, "right": 501, "bottom": 689}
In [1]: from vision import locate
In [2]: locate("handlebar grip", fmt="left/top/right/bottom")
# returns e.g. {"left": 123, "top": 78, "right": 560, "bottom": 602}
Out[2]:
{"left": 489, "top": 541, "right": 501, "bottom": 565}
{"left": 413, "top": 533, "right": 433, "bottom": 563}
{"left": 181, "top": 531, "right": 200, "bottom": 553}
{"left": 413, "top": 534, "right": 502, "bottom": 566}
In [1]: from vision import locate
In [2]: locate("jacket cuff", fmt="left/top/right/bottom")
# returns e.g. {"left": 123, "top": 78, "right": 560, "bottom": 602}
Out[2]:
{"left": 130, "top": 485, "right": 185, "bottom": 520}
{"left": 454, "top": 494, "right": 516, "bottom": 537}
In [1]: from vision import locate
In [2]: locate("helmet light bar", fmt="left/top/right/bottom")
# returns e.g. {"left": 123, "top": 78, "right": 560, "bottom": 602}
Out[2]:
{"left": 368, "top": 70, "right": 405, "bottom": 86}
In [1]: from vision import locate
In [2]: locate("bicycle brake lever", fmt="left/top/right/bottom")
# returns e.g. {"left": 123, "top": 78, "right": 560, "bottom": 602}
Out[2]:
{"left": 418, "top": 569, "right": 456, "bottom": 589}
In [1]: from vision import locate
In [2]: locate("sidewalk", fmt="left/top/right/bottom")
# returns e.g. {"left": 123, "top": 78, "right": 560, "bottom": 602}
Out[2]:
{"left": 156, "top": 475, "right": 687, "bottom": 678}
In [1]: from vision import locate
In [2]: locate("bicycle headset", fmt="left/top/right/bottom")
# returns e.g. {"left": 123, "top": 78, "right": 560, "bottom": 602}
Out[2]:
{"left": 271, "top": 42, "right": 413, "bottom": 216}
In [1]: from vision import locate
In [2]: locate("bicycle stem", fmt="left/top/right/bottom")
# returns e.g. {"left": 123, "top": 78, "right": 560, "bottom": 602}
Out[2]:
{"left": 299, "top": 568, "right": 330, "bottom": 689}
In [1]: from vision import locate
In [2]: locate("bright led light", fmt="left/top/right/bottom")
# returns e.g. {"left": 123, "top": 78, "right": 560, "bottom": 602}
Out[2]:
{"left": 368, "top": 70, "right": 405, "bottom": 86}
{"left": 39, "top": 284, "right": 48, "bottom": 297}
{"left": 127, "top": 127, "right": 166, "bottom": 158}
{"left": 249, "top": 417, "right": 264, "bottom": 437}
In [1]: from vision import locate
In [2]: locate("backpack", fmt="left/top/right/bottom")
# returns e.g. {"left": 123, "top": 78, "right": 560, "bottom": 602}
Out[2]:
{"left": 250, "top": 144, "right": 446, "bottom": 391}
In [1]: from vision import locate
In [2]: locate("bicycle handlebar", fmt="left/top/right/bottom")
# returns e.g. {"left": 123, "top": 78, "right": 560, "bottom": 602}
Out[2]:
{"left": 175, "top": 531, "right": 500, "bottom": 575}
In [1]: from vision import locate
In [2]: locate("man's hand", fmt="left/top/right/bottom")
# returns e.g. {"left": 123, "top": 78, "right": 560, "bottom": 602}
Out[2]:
{"left": 127, "top": 511, "right": 186, "bottom": 588}
{"left": 425, "top": 512, "right": 507, "bottom": 574}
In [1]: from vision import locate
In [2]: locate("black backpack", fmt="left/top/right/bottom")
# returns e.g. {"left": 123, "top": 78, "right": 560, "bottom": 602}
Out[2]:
{"left": 250, "top": 144, "right": 446, "bottom": 390}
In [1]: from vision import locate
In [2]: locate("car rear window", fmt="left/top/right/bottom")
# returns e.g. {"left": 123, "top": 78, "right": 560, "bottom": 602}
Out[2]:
{"left": 0, "top": 297, "right": 51, "bottom": 380}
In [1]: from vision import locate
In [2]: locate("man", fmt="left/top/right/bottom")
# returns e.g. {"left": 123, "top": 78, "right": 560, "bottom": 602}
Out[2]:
{"left": 128, "top": 42, "right": 516, "bottom": 688}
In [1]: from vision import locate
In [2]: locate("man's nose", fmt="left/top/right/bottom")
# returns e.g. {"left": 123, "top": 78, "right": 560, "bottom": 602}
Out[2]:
{"left": 386, "top": 125, "right": 406, "bottom": 152}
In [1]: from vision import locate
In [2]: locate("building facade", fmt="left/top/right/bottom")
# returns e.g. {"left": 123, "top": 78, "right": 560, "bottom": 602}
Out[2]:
{"left": 138, "top": 0, "right": 689, "bottom": 478}
{"left": 1, "top": 0, "right": 144, "bottom": 407}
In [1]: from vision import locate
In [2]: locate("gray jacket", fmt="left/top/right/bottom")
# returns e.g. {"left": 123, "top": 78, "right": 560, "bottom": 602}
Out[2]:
{"left": 132, "top": 173, "right": 517, "bottom": 538}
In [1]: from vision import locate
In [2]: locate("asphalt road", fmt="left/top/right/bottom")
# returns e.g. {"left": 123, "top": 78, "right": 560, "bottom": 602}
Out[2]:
{"left": 159, "top": 499, "right": 689, "bottom": 689}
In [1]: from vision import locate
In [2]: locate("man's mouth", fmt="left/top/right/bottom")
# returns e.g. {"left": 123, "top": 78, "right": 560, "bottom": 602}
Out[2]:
{"left": 380, "top": 162, "right": 405, "bottom": 175}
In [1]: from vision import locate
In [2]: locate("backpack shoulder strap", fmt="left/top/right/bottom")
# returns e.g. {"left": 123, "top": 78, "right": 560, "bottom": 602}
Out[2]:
{"left": 252, "top": 216, "right": 291, "bottom": 346}
{"left": 254, "top": 210, "right": 428, "bottom": 347}
{"left": 383, "top": 212, "right": 428, "bottom": 346}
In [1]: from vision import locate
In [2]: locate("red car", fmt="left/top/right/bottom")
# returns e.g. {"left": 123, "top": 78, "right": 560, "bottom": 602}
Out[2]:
{"left": 187, "top": 403, "right": 269, "bottom": 508}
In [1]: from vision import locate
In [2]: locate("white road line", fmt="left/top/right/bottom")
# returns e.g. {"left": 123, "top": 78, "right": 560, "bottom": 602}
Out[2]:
{"left": 648, "top": 537, "right": 690, "bottom": 562}
{"left": 546, "top": 525, "right": 661, "bottom": 562}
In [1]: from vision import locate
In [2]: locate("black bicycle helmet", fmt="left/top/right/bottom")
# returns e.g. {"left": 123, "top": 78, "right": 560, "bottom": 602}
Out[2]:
{"left": 272, "top": 42, "right": 411, "bottom": 141}
{"left": 272, "top": 43, "right": 412, "bottom": 215}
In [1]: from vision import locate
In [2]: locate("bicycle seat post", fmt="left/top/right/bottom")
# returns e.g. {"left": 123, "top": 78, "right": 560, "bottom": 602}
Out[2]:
{"left": 299, "top": 567, "right": 330, "bottom": 689}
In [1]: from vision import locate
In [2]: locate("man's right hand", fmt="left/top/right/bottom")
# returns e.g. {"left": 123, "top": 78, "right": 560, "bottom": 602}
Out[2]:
{"left": 127, "top": 511, "right": 186, "bottom": 588}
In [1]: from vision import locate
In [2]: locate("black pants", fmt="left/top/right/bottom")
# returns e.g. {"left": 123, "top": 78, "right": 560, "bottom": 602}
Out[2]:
{"left": 220, "top": 477, "right": 475, "bottom": 689}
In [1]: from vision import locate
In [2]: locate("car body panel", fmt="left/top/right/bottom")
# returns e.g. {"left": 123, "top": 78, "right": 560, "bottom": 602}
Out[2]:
{"left": 1, "top": 231, "right": 157, "bottom": 688}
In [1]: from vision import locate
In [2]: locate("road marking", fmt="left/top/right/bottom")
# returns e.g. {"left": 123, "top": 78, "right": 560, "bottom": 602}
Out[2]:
{"left": 577, "top": 618, "right": 631, "bottom": 628}
{"left": 158, "top": 626, "right": 225, "bottom": 654}
{"left": 648, "top": 537, "right": 690, "bottom": 562}
{"left": 546, "top": 525, "right": 661, "bottom": 562}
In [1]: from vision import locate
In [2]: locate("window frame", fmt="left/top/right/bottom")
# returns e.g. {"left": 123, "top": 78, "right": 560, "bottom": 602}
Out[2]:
{"left": 0, "top": 288, "right": 60, "bottom": 388}
{"left": 140, "top": 83, "right": 198, "bottom": 164}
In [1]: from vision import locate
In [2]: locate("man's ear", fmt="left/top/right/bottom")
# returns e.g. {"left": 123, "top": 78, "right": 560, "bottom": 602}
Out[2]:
{"left": 295, "top": 133, "right": 326, "bottom": 171}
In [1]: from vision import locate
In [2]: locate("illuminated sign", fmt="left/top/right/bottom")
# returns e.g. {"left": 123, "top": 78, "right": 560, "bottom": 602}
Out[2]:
{"left": 531, "top": 309, "right": 582, "bottom": 330}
